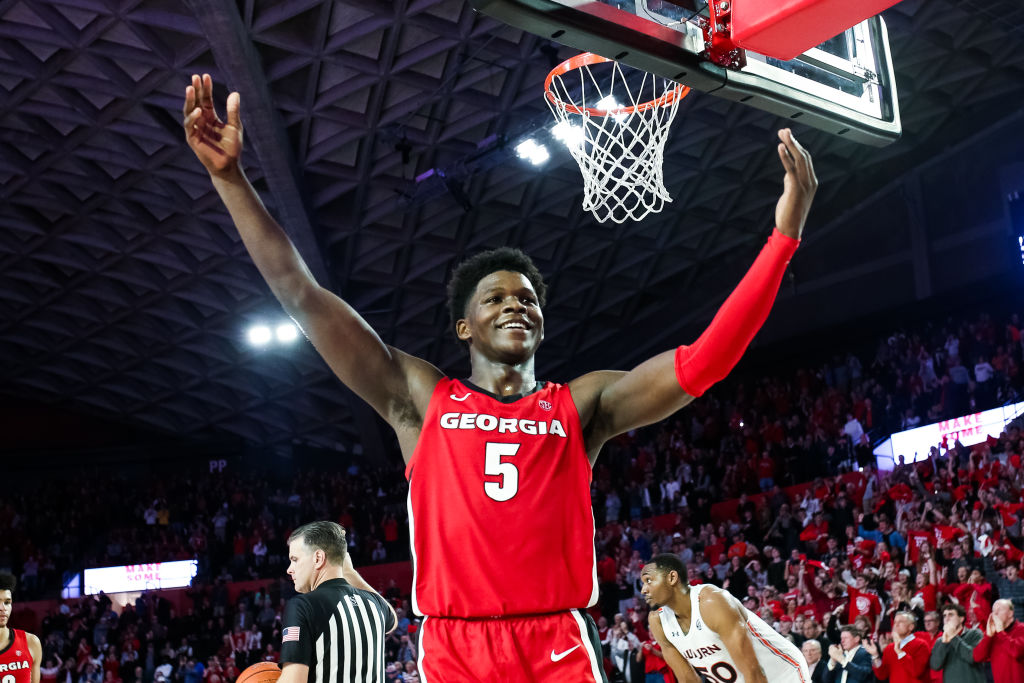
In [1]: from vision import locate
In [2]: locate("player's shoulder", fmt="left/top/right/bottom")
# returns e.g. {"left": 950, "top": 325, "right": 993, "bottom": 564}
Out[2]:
{"left": 25, "top": 631, "right": 42, "bottom": 648}
{"left": 696, "top": 585, "right": 743, "bottom": 624}
{"left": 567, "top": 370, "right": 626, "bottom": 421}
{"left": 695, "top": 583, "right": 727, "bottom": 602}
{"left": 647, "top": 609, "right": 668, "bottom": 638}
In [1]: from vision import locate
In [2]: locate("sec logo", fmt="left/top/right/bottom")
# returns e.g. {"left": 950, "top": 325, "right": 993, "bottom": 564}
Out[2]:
{"left": 538, "top": 400, "right": 552, "bottom": 411}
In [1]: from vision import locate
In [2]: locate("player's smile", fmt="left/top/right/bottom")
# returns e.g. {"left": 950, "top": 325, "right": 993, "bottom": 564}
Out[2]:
{"left": 496, "top": 316, "right": 532, "bottom": 333}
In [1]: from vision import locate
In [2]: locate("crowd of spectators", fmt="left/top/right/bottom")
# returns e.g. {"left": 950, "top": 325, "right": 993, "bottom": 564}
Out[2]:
{"left": 1, "top": 464, "right": 411, "bottom": 600}
{"left": 27, "top": 578, "right": 427, "bottom": 683}
{"left": 6, "top": 307, "right": 1024, "bottom": 681}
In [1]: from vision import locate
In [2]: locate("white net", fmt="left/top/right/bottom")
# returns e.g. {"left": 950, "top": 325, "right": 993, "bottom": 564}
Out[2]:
{"left": 545, "top": 54, "right": 688, "bottom": 224}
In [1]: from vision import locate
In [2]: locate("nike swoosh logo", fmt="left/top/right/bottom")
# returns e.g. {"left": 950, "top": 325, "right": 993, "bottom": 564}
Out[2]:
{"left": 550, "top": 645, "right": 580, "bottom": 662}
{"left": 450, "top": 393, "right": 472, "bottom": 401}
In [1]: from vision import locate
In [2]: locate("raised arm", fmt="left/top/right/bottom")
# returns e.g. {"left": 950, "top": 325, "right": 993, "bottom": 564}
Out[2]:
{"left": 183, "top": 74, "right": 441, "bottom": 451}
{"left": 341, "top": 553, "right": 397, "bottom": 633}
{"left": 647, "top": 613, "right": 701, "bottom": 683}
{"left": 575, "top": 129, "right": 817, "bottom": 457}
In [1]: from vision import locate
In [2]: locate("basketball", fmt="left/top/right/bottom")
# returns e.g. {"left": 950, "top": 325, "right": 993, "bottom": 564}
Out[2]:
{"left": 236, "top": 662, "right": 281, "bottom": 683}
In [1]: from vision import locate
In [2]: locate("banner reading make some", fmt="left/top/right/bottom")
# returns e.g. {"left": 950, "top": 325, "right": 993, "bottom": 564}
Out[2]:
{"left": 83, "top": 560, "right": 198, "bottom": 595}
{"left": 874, "top": 400, "right": 1024, "bottom": 468}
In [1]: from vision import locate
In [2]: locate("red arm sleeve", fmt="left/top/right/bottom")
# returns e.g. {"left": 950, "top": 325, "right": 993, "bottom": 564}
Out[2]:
{"left": 674, "top": 228, "right": 799, "bottom": 397}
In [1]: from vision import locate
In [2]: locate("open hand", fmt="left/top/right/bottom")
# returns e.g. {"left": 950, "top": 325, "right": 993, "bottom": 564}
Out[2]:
{"left": 774, "top": 128, "right": 817, "bottom": 241}
{"left": 987, "top": 613, "right": 1005, "bottom": 636}
{"left": 183, "top": 73, "right": 243, "bottom": 178}
{"left": 864, "top": 640, "right": 879, "bottom": 658}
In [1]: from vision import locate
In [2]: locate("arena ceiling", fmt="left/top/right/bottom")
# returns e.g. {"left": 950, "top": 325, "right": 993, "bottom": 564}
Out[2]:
{"left": 1, "top": 0, "right": 1023, "bottom": 452}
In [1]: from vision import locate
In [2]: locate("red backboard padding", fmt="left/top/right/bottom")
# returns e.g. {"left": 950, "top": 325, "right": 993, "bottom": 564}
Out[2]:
{"left": 731, "top": 0, "right": 902, "bottom": 61}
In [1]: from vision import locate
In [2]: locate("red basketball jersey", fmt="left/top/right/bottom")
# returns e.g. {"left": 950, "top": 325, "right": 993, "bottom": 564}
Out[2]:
{"left": 0, "top": 629, "right": 34, "bottom": 683}
{"left": 406, "top": 378, "right": 598, "bottom": 617}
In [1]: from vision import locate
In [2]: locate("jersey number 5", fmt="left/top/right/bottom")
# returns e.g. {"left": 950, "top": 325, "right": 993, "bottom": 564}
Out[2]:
{"left": 483, "top": 442, "right": 520, "bottom": 501}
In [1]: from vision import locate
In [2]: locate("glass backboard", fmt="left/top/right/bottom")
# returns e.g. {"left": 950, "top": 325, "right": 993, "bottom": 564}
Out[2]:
{"left": 471, "top": 0, "right": 901, "bottom": 146}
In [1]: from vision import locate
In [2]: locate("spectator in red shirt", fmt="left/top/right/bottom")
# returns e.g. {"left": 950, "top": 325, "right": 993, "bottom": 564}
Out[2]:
{"left": 865, "top": 611, "right": 930, "bottom": 683}
{"left": 972, "top": 598, "right": 1024, "bottom": 681}
{"left": 848, "top": 574, "right": 883, "bottom": 636}
{"left": 800, "top": 513, "right": 829, "bottom": 555}
{"left": 918, "top": 612, "right": 941, "bottom": 683}
{"left": 909, "top": 559, "right": 937, "bottom": 613}
{"left": 640, "top": 638, "right": 672, "bottom": 683}
{"left": 726, "top": 534, "right": 748, "bottom": 559}
{"left": 757, "top": 451, "right": 776, "bottom": 491}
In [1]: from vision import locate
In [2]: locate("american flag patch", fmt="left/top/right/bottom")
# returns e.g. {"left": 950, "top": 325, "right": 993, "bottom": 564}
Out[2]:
{"left": 282, "top": 627, "right": 300, "bottom": 643}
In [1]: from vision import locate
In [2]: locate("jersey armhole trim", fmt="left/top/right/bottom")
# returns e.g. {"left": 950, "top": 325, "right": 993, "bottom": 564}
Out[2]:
{"left": 404, "top": 377, "right": 451, "bottom": 480}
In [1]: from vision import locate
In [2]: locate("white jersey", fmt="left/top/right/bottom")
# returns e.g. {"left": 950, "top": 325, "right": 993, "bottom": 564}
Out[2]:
{"left": 657, "top": 584, "right": 809, "bottom": 683}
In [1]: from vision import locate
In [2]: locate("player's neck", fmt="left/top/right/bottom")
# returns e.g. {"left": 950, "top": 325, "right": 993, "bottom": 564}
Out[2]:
{"left": 667, "top": 588, "right": 692, "bottom": 620}
{"left": 467, "top": 355, "right": 536, "bottom": 396}
{"left": 0, "top": 626, "right": 9, "bottom": 648}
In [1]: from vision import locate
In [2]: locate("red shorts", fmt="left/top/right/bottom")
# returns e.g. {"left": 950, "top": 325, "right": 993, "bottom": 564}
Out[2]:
{"left": 417, "top": 609, "right": 607, "bottom": 682}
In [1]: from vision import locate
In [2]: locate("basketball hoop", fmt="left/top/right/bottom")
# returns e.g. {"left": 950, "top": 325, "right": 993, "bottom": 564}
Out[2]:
{"left": 544, "top": 53, "right": 690, "bottom": 224}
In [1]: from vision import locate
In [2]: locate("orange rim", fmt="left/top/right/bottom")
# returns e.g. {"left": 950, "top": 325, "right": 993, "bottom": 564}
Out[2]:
{"left": 544, "top": 52, "right": 690, "bottom": 117}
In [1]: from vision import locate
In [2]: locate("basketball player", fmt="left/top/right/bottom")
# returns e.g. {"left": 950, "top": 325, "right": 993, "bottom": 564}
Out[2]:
{"left": 0, "top": 573, "right": 41, "bottom": 683}
{"left": 280, "top": 522, "right": 396, "bottom": 683}
{"left": 641, "top": 555, "right": 810, "bottom": 683}
{"left": 183, "top": 72, "right": 817, "bottom": 682}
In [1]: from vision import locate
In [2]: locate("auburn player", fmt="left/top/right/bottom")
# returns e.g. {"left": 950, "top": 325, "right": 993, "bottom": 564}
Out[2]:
{"left": 0, "top": 573, "right": 41, "bottom": 683}
{"left": 183, "top": 73, "right": 817, "bottom": 681}
{"left": 641, "top": 555, "right": 810, "bottom": 683}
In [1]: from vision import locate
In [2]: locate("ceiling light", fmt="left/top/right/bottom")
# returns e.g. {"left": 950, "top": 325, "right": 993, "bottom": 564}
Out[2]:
{"left": 552, "top": 120, "right": 585, "bottom": 149}
{"left": 516, "top": 139, "right": 550, "bottom": 166}
{"left": 596, "top": 95, "right": 627, "bottom": 123}
{"left": 276, "top": 323, "right": 299, "bottom": 343}
{"left": 247, "top": 325, "right": 272, "bottom": 346}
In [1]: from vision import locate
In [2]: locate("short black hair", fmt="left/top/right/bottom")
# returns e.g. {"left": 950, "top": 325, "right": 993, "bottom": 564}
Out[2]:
{"left": 839, "top": 625, "right": 862, "bottom": 640}
{"left": 288, "top": 521, "right": 347, "bottom": 565}
{"left": 446, "top": 247, "right": 547, "bottom": 344}
{"left": 647, "top": 553, "right": 686, "bottom": 580}
{"left": 941, "top": 602, "right": 965, "bottom": 618}
{"left": 0, "top": 572, "right": 15, "bottom": 593}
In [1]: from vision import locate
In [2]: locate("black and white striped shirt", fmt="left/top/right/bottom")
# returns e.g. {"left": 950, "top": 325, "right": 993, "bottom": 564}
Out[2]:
{"left": 280, "top": 578, "right": 396, "bottom": 683}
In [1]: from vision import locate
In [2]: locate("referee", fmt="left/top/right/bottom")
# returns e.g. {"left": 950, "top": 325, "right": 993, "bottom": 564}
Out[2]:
{"left": 279, "top": 521, "right": 396, "bottom": 683}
